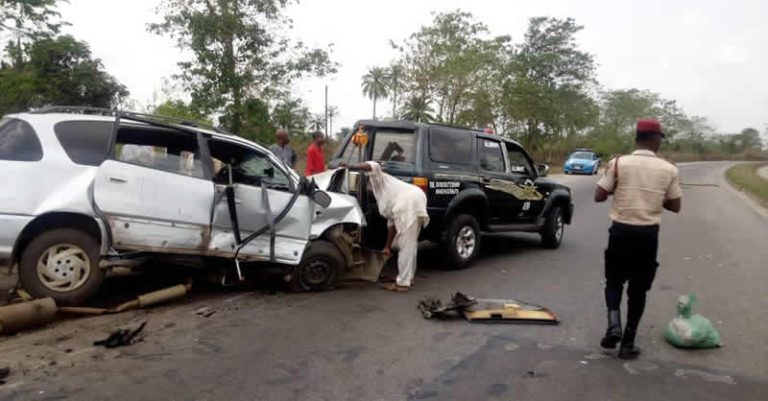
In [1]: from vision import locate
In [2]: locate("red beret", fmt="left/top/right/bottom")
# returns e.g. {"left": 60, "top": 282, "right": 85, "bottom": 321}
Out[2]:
{"left": 636, "top": 119, "right": 664, "bottom": 137}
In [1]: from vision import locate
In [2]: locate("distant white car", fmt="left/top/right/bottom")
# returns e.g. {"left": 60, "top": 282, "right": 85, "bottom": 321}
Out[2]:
{"left": 0, "top": 107, "right": 366, "bottom": 304}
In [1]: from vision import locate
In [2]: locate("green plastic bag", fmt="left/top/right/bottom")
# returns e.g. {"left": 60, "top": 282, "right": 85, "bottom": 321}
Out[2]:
{"left": 665, "top": 293, "right": 722, "bottom": 349}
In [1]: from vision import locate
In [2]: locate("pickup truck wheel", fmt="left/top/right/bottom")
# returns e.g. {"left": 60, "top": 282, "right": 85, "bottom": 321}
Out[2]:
{"left": 540, "top": 206, "right": 565, "bottom": 249}
{"left": 443, "top": 214, "right": 481, "bottom": 269}
{"left": 19, "top": 228, "right": 104, "bottom": 305}
{"left": 289, "top": 240, "right": 342, "bottom": 292}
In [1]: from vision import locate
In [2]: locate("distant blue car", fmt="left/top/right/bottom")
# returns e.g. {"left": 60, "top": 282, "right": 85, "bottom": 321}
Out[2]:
{"left": 564, "top": 149, "right": 601, "bottom": 175}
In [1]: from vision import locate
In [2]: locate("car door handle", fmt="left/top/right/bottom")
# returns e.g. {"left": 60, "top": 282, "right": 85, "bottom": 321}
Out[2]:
{"left": 108, "top": 176, "right": 128, "bottom": 183}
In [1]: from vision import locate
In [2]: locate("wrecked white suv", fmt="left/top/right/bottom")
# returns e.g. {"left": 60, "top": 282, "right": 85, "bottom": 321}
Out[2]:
{"left": 0, "top": 107, "right": 371, "bottom": 305}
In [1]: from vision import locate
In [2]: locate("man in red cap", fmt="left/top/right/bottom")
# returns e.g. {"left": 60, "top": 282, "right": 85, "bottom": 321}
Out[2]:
{"left": 594, "top": 118, "right": 682, "bottom": 359}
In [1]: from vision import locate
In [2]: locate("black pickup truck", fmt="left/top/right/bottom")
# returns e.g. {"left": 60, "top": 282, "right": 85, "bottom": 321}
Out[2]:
{"left": 329, "top": 120, "right": 574, "bottom": 269}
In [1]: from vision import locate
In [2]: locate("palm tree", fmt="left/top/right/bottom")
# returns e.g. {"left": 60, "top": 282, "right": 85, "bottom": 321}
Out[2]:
{"left": 309, "top": 114, "right": 325, "bottom": 132}
{"left": 361, "top": 67, "right": 389, "bottom": 119}
{"left": 327, "top": 106, "right": 339, "bottom": 137}
{"left": 401, "top": 94, "right": 434, "bottom": 123}
{"left": 388, "top": 64, "right": 404, "bottom": 118}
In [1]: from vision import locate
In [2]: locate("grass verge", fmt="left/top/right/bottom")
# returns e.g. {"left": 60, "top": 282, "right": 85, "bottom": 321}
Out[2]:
{"left": 726, "top": 163, "right": 768, "bottom": 206}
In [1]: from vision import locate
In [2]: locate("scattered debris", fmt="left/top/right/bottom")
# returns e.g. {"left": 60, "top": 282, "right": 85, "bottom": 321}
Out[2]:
{"left": 522, "top": 370, "right": 546, "bottom": 379}
{"left": 0, "top": 298, "right": 57, "bottom": 335}
{"left": 503, "top": 343, "right": 520, "bottom": 352}
{"left": 195, "top": 306, "right": 217, "bottom": 318}
{"left": 58, "top": 284, "right": 192, "bottom": 316}
{"left": 674, "top": 369, "right": 737, "bottom": 385}
{"left": 94, "top": 322, "right": 147, "bottom": 349}
{"left": 418, "top": 292, "right": 558, "bottom": 324}
{"left": 584, "top": 353, "right": 610, "bottom": 360}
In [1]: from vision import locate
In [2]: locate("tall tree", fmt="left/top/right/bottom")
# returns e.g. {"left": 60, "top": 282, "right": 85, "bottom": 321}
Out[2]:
{"left": 501, "top": 17, "right": 596, "bottom": 150}
{"left": 0, "top": 35, "right": 127, "bottom": 114}
{"left": 394, "top": 11, "right": 509, "bottom": 124}
{"left": 271, "top": 97, "right": 310, "bottom": 134}
{"left": 361, "top": 66, "right": 388, "bottom": 119}
{"left": 150, "top": 99, "right": 212, "bottom": 125}
{"left": 309, "top": 114, "right": 325, "bottom": 132}
{"left": 388, "top": 63, "right": 403, "bottom": 118}
{"left": 1, "top": 0, "right": 65, "bottom": 68}
{"left": 149, "top": 0, "right": 336, "bottom": 135}
{"left": 401, "top": 94, "right": 434, "bottom": 122}
{"left": 327, "top": 105, "right": 338, "bottom": 137}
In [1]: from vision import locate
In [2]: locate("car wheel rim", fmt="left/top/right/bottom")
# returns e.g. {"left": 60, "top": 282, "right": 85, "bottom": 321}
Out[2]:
{"left": 36, "top": 244, "right": 91, "bottom": 292}
{"left": 555, "top": 214, "right": 564, "bottom": 242}
{"left": 303, "top": 258, "right": 330, "bottom": 285}
{"left": 455, "top": 226, "right": 476, "bottom": 259}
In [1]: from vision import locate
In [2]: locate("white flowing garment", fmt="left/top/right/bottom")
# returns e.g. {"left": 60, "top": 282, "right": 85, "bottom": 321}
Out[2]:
{"left": 365, "top": 162, "right": 429, "bottom": 287}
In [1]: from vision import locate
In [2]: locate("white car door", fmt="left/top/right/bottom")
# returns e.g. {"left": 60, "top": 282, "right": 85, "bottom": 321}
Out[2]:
{"left": 207, "top": 138, "right": 311, "bottom": 264}
{"left": 93, "top": 126, "right": 214, "bottom": 253}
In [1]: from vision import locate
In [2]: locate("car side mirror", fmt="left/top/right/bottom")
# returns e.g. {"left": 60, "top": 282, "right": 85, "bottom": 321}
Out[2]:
{"left": 537, "top": 164, "right": 550, "bottom": 177}
{"left": 312, "top": 190, "right": 332, "bottom": 208}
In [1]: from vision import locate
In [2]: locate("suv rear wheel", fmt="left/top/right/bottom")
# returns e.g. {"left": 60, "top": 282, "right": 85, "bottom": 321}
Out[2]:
{"left": 444, "top": 214, "right": 481, "bottom": 269}
{"left": 19, "top": 228, "right": 105, "bottom": 305}
{"left": 289, "top": 240, "right": 343, "bottom": 292}
{"left": 540, "top": 206, "right": 565, "bottom": 249}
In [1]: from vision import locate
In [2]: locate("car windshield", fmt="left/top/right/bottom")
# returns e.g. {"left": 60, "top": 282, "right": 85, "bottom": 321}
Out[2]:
{"left": 570, "top": 152, "right": 593, "bottom": 160}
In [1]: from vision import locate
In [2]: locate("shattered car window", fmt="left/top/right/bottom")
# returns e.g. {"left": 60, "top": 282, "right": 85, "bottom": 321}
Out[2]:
{"left": 115, "top": 127, "right": 204, "bottom": 178}
{"left": 209, "top": 139, "right": 290, "bottom": 189}
{"left": 507, "top": 147, "right": 534, "bottom": 176}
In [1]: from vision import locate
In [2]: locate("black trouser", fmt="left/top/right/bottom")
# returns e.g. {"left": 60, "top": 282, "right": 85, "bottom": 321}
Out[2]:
{"left": 604, "top": 222, "right": 660, "bottom": 332}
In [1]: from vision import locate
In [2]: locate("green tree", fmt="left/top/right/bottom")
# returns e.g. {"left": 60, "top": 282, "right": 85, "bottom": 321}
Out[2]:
{"left": 388, "top": 63, "right": 403, "bottom": 118}
{"left": 150, "top": 99, "right": 212, "bottom": 125}
{"left": 394, "top": 11, "right": 509, "bottom": 124}
{"left": 149, "top": 0, "right": 337, "bottom": 135}
{"left": 1, "top": 0, "right": 65, "bottom": 68}
{"left": 309, "top": 114, "right": 325, "bottom": 132}
{"left": 361, "top": 66, "right": 388, "bottom": 119}
{"left": 501, "top": 17, "right": 596, "bottom": 151}
{"left": 738, "top": 127, "right": 763, "bottom": 151}
{"left": 0, "top": 35, "right": 127, "bottom": 114}
{"left": 401, "top": 94, "right": 434, "bottom": 122}
{"left": 327, "top": 105, "right": 338, "bottom": 137}
{"left": 271, "top": 97, "right": 310, "bottom": 134}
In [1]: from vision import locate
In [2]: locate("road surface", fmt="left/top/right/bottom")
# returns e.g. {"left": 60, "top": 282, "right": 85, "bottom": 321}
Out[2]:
{"left": 1, "top": 161, "right": 767, "bottom": 401}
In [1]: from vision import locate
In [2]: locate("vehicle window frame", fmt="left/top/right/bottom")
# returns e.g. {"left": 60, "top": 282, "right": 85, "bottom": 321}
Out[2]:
{"left": 428, "top": 127, "right": 473, "bottom": 165}
{"left": 0, "top": 117, "right": 44, "bottom": 162}
{"left": 505, "top": 142, "right": 537, "bottom": 178}
{"left": 109, "top": 125, "right": 209, "bottom": 180}
{"left": 476, "top": 137, "right": 507, "bottom": 174}
{"left": 206, "top": 137, "right": 294, "bottom": 192}
{"left": 370, "top": 129, "right": 417, "bottom": 167}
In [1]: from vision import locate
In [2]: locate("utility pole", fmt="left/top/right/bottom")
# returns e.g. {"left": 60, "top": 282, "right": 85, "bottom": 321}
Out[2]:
{"left": 324, "top": 85, "right": 329, "bottom": 139}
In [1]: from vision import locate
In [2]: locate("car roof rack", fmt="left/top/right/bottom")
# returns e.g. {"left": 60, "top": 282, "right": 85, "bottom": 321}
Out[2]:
{"left": 29, "top": 106, "right": 233, "bottom": 136}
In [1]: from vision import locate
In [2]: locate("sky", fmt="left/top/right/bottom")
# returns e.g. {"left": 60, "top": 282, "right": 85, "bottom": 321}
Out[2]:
{"left": 57, "top": 0, "right": 768, "bottom": 135}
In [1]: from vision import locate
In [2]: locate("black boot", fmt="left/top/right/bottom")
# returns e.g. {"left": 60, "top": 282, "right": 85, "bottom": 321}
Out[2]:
{"left": 600, "top": 310, "right": 622, "bottom": 349}
{"left": 618, "top": 327, "right": 641, "bottom": 359}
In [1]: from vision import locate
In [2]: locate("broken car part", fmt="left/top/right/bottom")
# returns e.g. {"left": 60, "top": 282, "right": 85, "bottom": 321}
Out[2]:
{"left": 0, "top": 297, "right": 57, "bottom": 335}
{"left": 58, "top": 284, "right": 191, "bottom": 315}
{"left": 94, "top": 321, "right": 147, "bottom": 348}
{"left": 418, "top": 293, "right": 558, "bottom": 324}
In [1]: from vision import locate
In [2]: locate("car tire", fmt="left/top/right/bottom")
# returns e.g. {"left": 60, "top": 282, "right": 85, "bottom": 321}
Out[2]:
{"left": 19, "top": 228, "right": 104, "bottom": 306}
{"left": 540, "top": 206, "right": 565, "bottom": 249}
{"left": 443, "top": 214, "right": 482, "bottom": 269}
{"left": 289, "top": 240, "right": 342, "bottom": 292}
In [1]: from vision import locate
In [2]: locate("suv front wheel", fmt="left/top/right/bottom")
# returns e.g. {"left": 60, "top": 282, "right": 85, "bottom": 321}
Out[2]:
{"left": 19, "top": 228, "right": 105, "bottom": 305}
{"left": 444, "top": 214, "right": 482, "bottom": 269}
{"left": 289, "top": 240, "right": 342, "bottom": 292}
{"left": 540, "top": 206, "right": 565, "bottom": 249}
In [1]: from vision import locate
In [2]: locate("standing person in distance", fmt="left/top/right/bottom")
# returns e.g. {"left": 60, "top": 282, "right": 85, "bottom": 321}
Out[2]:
{"left": 269, "top": 128, "right": 297, "bottom": 169}
{"left": 305, "top": 131, "right": 327, "bottom": 176}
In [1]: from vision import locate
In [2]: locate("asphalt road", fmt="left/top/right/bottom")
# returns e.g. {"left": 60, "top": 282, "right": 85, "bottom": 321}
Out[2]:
{"left": 1, "top": 161, "right": 767, "bottom": 401}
